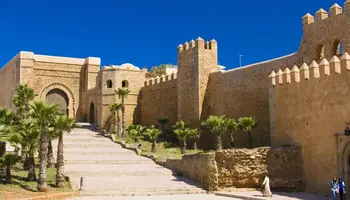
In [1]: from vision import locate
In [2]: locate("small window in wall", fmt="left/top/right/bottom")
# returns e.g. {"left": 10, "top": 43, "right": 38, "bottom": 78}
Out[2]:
{"left": 106, "top": 80, "right": 113, "bottom": 88}
{"left": 122, "top": 80, "right": 129, "bottom": 88}
{"left": 317, "top": 45, "right": 325, "bottom": 60}
{"left": 334, "top": 40, "right": 343, "bottom": 56}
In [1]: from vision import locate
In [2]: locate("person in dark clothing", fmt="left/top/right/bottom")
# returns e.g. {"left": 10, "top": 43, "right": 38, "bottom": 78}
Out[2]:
{"left": 338, "top": 177, "right": 346, "bottom": 200}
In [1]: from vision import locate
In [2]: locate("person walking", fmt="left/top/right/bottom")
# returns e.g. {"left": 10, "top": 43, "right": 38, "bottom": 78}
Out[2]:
{"left": 261, "top": 172, "right": 272, "bottom": 197}
{"left": 330, "top": 177, "right": 338, "bottom": 200}
{"left": 338, "top": 177, "right": 346, "bottom": 200}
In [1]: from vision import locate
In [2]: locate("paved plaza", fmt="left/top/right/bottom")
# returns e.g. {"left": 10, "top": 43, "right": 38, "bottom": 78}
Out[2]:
{"left": 69, "top": 194, "right": 239, "bottom": 200}
{"left": 215, "top": 191, "right": 332, "bottom": 200}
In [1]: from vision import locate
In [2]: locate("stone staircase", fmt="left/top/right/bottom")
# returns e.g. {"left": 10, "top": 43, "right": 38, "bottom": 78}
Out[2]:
{"left": 55, "top": 123, "right": 206, "bottom": 196}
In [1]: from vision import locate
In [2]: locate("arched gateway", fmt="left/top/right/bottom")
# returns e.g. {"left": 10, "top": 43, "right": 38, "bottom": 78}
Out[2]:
{"left": 45, "top": 88, "right": 69, "bottom": 115}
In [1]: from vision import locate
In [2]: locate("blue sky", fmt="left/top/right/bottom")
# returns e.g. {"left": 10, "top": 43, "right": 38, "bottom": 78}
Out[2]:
{"left": 0, "top": 0, "right": 344, "bottom": 70}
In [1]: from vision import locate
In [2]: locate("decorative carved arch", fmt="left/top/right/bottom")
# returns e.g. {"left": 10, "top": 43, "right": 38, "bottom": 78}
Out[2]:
{"left": 337, "top": 136, "right": 350, "bottom": 185}
{"left": 40, "top": 83, "right": 76, "bottom": 118}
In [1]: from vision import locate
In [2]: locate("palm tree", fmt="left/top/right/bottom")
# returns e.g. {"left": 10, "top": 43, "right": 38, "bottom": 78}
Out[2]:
{"left": 9, "top": 119, "right": 40, "bottom": 181}
{"left": 51, "top": 115, "right": 75, "bottom": 188}
{"left": 109, "top": 103, "right": 122, "bottom": 135}
{"left": 145, "top": 126, "right": 161, "bottom": 153}
{"left": 12, "top": 85, "right": 37, "bottom": 166}
{"left": 0, "top": 154, "right": 20, "bottom": 183}
{"left": 173, "top": 121, "right": 189, "bottom": 153}
{"left": 115, "top": 88, "right": 131, "bottom": 137}
{"left": 13, "top": 84, "right": 37, "bottom": 119}
{"left": 156, "top": 118, "right": 169, "bottom": 135}
{"left": 189, "top": 128, "right": 200, "bottom": 150}
{"left": 201, "top": 115, "right": 228, "bottom": 151}
{"left": 226, "top": 119, "right": 238, "bottom": 148}
{"left": 30, "top": 101, "right": 61, "bottom": 192}
{"left": 237, "top": 117, "right": 258, "bottom": 148}
{"left": 127, "top": 124, "right": 145, "bottom": 142}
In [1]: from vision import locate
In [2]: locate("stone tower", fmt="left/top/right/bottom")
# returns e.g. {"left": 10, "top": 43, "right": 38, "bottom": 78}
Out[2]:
{"left": 177, "top": 37, "right": 218, "bottom": 127}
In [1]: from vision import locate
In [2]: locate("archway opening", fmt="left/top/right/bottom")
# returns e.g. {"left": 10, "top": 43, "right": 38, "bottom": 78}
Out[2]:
{"left": 89, "top": 103, "right": 95, "bottom": 124}
{"left": 45, "top": 88, "right": 69, "bottom": 115}
{"left": 334, "top": 40, "right": 343, "bottom": 56}
{"left": 317, "top": 45, "right": 325, "bottom": 60}
{"left": 106, "top": 80, "right": 113, "bottom": 88}
{"left": 122, "top": 80, "right": 129, "bottom": 88}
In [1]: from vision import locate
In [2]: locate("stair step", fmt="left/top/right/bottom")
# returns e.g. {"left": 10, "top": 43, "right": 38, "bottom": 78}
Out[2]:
{"left": 70, "top": 176, "right": 199, "bottom": 190}
{"left": 65, "top": 160, "right": 153, "bottom": 164}
{"left": 61, "top": 149, "right": 135, "bottom": 156}
{"left": 64, "top": 142, "right": 119, "bottom": 148}
{"left": 66, "top": 171, "right": 173, "bottom": 177}
{"left": 64, "top": 164, "right": 172, "bottom": 173}
{"left": 80, "top": 188, "right": 206, "bottom": 196}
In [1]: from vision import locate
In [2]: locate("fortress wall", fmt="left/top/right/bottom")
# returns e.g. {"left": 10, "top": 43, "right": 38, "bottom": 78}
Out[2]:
{"left": 0, "top": 55, "right": 20, "bottom": 109}
{"left": 140, "top": 74, "right": 178, "bottom": 129}
{"left": 32, "top": 55, "right": 85, "bottom": 118}
{"left": 99, "top": 68, "right": 146, "bottom": 128}
{"left": 203, "top": 53, "right": 302, "bottom": 149}
{"left": 269, "top": 54, "right": 350, "bottom": 193}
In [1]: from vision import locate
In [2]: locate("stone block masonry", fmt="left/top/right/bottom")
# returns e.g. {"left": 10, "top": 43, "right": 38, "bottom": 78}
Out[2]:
{"left": 269, "top": 53, "right": 350, "bottom": 193}
{"left": 152, "top": 145, "right": 304, "bottom": 192}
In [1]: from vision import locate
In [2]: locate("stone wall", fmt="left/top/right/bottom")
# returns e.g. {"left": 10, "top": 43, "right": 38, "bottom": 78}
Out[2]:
{"left": 0, "top": 54, "right": 19, "bottom": 109}
{"left": 140, "top": 74, "right": 178, "bottom": 128}
{"left": 215, "top": 146, "right": 304, "bottom": 190}
{"left": 269, "top": 54, "right": 350, "bottom": 193}
{"left": 98, "top": 66, "right": 147, "bottom": 128}
{"left": 156, "top": 145, "right": 304, "bottom": 192}
{"left": 200, "top": 53, "right": 302, "bottom": 149}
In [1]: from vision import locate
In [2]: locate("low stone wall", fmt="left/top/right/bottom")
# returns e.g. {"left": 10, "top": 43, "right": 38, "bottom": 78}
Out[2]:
{"left": 215, "top": 145, "right": 305, "bottom": 191}
{"left": 155, "top": 145, "right": 305, "bottom": 192}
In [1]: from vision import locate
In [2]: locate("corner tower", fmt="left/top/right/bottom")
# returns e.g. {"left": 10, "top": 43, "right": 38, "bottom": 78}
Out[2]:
{"left": 177, "top": 37, "right": 218, "bottom": 127}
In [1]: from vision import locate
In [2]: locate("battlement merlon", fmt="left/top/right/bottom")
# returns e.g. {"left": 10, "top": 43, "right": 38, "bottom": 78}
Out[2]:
{"left": 177, "top": 37, "right": 217, "bottom": 53}
{"left": 144, "top": 72, "right": 177, "bottom": 87}
{"left": 302, "top": 2, "right": 348, "bottom": 26}
{"left": 270, "top": 52, "right": 350, "bottom": 86}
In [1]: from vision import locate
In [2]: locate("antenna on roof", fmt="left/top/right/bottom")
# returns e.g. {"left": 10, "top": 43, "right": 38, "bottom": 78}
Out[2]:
{"left": 239, "top": 55, "right": 244, "bottom": 67}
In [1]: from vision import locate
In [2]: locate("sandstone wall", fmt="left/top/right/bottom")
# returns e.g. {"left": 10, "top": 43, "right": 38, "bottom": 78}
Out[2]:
{"left": 140, "top": 74, "right": 178, "bottom": 129}
{"left": 201, "top": 53, "right": 302, "bottom": 149}
{"left": 269, "top": 55, "right": 350, "bottom": 193}
{"left": 156, "top": 145, "right": 304, "bottom": 191}
{"left": 98, "top": 67, "right": 146, "bottom": 128}
{"left": 0, "top": 55, "right": 19, "bottom": 108}
{"left": 157, "top": 153, "right": 218, "bottom": 191}
{"left": 215, "top": 146, "right": 304, "bottom": 190}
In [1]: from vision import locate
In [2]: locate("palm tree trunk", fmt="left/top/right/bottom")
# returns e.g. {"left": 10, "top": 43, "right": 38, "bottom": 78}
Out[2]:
{"left": 56, "top": 134, "right": 65, "bottom": 188}
{"left": 216, "top": 135, "right": 223, "bottom": 151}
{"left": 27, "top": 149, "right": 36, "bottom": 181}
{"left": 193, "top": 140, "right": 197, "bottom": 150}
{"left": 181, "top": 140, "right": 187, "bottom": 154}
{"left": 113, "top": 112, "right": 117, "bottom": 134}
{"left": 248, "top": 132, "right": 253, "bottom": 148}
{"left": 5, "top": 164, "right": 12, "bottom": 183}
{"left": 230, "top": 132, "right": 235, "bottom": 148}
{"left": 117, "top": 111, "right": 121, "bottom": 137}
{"left": 38, "top": 126, "right": 49, "bottom": 192}
{"left": 47, "top": 140, "right": 55, "bottom": 167}
{"left": 151, "top": 140, "right": 156, "bottom": 153}
{"left": 121, "top": 104, "right": 126, "bottom": 138}
{"left": 23, "top": 152, "right": 30, "bottom": 170}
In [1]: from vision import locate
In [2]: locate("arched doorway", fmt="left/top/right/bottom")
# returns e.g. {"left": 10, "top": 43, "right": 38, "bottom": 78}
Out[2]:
{"left": 45, "top": 89, "right": 69, "bottom": 115}
{"left": 89, "top": 103, "right": 95, "bottom": 124}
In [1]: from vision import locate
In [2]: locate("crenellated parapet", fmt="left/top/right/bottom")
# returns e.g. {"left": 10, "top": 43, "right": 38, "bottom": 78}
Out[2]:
{"left": 269, "top": 53, "right": 350, "bottom": 86}
{"left": 302, "top": 3, "right": 344, "bottom": 26}
{"left": 177, "top": 37, "right": 217, "bottom": 53}
{"left": 144, "top": 72, "right": 177, "bottom": 87}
